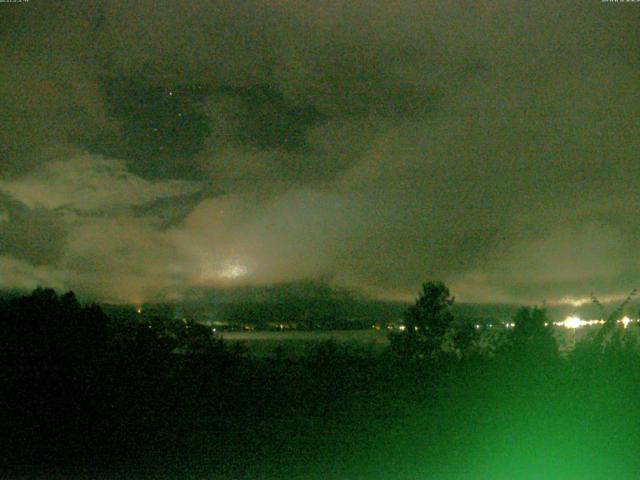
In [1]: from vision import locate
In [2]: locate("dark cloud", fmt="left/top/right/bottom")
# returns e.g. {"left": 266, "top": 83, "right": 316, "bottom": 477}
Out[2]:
{"left": 132, "top": 186, "right": 221, "bottom": 230}
{"left": 0, "top": 1, "right": 639, "bottom": 303}
{"left": 0, "top": 193, "right": 66, "bottom": 266}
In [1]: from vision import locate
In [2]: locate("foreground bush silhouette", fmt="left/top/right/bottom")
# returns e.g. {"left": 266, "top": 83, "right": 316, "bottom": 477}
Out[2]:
{"left": 1, "top": 288, "right": 110, "bottom": 461}
{"left": 0, "top": 288, "right": 241, "bottom": 464}
{"left": 508, "top": 306, "right": 558, "bottom": 362}
{"left": 5, "top": 286, "right": 640, "bottom": 479}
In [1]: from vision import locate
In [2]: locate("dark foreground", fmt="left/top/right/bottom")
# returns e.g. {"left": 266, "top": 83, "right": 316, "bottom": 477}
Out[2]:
{"left": 3, "top": 290, "right": 640, "bottom": 479}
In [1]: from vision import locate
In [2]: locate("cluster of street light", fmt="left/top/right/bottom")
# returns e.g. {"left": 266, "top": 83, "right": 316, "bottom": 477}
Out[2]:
{"left": 555, "top": 315, "right": 634, "bottom": 329}
{"left": 394, "top": 318, "right": 637, "bottom": 332}
{"left": 470, "top": 316, "right": 637, "bottom": 330}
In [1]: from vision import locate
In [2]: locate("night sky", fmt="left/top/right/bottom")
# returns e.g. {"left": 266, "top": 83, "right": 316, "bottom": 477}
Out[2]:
{"left": 0, "top": 1, "right": 638, "bottom": 305}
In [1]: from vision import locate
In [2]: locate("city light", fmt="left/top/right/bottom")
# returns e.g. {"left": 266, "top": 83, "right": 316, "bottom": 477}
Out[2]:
{"left": 555, "top": 316, "right": 634, "bottom": 329}
{"left": 560, "top": 316, "right": 584, "bottom": 329}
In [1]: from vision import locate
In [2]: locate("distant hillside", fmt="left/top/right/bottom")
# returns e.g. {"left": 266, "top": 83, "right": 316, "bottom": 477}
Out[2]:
{"left": 137, "top": 281, "right": 408, "bottom": 330}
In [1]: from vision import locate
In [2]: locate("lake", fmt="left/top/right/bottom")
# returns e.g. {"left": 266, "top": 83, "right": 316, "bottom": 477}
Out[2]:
{"left": 217, "top": 329, "right": 390, "bottom": 356}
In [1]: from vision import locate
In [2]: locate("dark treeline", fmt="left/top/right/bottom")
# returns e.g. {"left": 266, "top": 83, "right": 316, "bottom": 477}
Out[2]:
{"left": 3, "top": 284, "right": 640, "bottom": 478}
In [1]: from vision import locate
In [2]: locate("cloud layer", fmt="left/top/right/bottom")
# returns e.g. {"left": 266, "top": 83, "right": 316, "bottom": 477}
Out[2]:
{"left": 1, "top": 1, "right": 639, "bottom": 304}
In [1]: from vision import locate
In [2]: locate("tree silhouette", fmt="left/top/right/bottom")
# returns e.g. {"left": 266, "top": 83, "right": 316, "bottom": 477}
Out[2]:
{"left": 1, "top": 288, "right": 113, "bottom": 462}
{"left": 390, "top": 281, "right": 455, "bottom": 359}
{"left": 592, "top": 288, "right": 637, "bottom": 353}
{"left": 510, "top": 306, "right": 558, "bottom": 360}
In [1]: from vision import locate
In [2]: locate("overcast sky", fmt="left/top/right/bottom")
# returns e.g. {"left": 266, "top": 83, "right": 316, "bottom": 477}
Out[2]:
{"left": 0, "top": 0, "right": 639, "bottom": 305}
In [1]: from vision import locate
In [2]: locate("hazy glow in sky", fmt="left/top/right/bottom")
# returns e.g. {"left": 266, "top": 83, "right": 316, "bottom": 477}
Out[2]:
{"left": 218, "top": 263, "right": 249, "bottom": 280}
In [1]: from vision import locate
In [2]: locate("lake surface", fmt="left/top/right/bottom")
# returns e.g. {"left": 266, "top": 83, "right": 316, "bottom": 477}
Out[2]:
{"left": 218, "top": 329, "right": 390, "bottom": 356}
{"left": 217, "top": 325, "right": 618, "bottom": 356}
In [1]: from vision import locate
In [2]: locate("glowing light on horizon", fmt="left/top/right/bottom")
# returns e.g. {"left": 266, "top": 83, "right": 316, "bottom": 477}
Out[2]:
{"left": 218, "top": 263, "right": 249, "bottom": 279}
{"left": 554, "top": 316, "right": 635, "bottom": 329}
{"left": 560, "top": 315, "right": 584, "bottom": 329}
